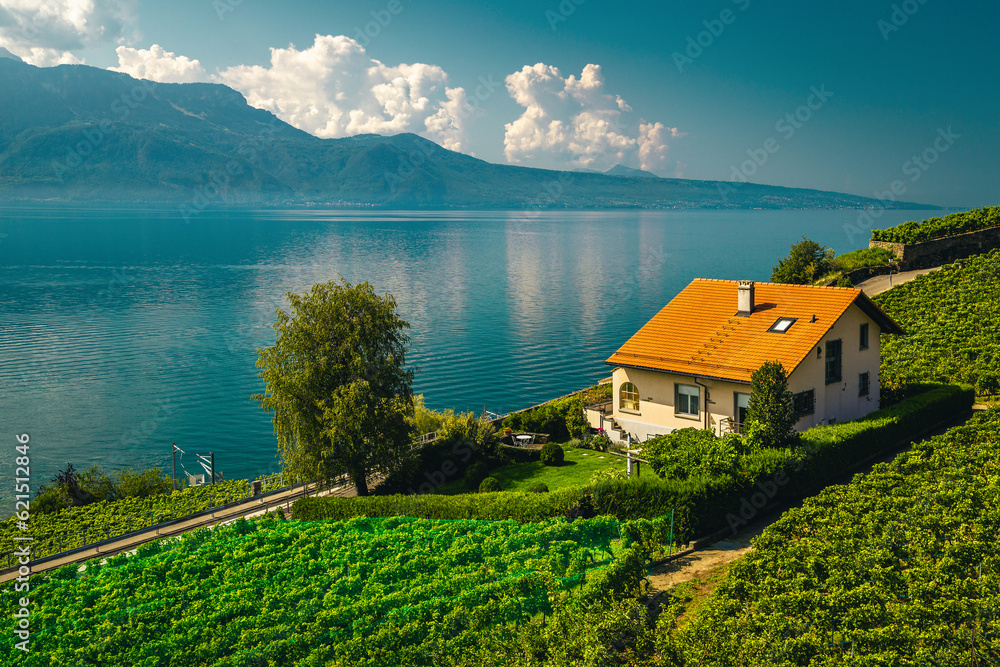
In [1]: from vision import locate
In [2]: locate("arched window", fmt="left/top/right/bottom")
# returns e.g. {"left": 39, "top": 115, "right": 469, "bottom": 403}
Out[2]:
{"left": 620, "top": 382, "right": 639, "bottom": 411}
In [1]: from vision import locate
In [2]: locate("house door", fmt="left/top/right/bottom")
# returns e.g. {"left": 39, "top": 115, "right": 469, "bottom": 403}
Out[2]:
{"left": 734, "top": 392, "right": 750, "bottom": 432}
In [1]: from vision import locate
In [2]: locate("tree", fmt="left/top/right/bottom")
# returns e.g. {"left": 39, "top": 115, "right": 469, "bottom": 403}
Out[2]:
{"left": 254, "top": 278, "right": 414, "bottom": 496}
{"left": 744, "top": 361, "right": 797, "bottom": 448}
{"left": 771, "top": 236, "right": 834, "bottom": 284}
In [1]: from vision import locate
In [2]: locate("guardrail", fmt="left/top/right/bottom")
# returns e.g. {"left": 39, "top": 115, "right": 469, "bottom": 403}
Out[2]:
{"left": 0, "top": 475, "right": 348, "bottom": 571}
{"left": 411, "top": 431, "right": 438, "bottom": 449}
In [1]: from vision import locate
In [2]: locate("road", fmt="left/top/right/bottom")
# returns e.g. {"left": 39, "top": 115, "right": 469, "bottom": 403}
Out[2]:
{"left": 855, "top": 266, "right": 941, "bottom": 296}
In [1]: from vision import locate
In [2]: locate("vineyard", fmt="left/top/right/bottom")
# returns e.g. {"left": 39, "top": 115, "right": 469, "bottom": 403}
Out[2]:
{"left": 0, "top": 480, "right": 250, "bottom": 562}
{"left": 0, "top": 514, "right": 675, "bottom": 666}
{"left": 875, "top": 249, "right": 1000, "bottom": 395}
{"left": 871, "top": 205, "right": 1000, "bottom": 244}
{"left": 662, "top": 407, "right": 1000, "bottom": 664}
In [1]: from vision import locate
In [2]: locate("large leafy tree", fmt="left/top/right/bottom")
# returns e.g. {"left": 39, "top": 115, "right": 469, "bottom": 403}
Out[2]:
{"left": 254, "top": 278, "right": 414, "bottom": 496}
{"left": 744, "top": 360, "right": 797, "bottom": 448}
{"left": 771, "top": 236, "right": 834, "bottom": 284}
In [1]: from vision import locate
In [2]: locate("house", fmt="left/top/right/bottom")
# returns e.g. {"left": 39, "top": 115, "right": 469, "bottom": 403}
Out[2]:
{"left": 586, "top": 279, "right": 905, "bottom": 443}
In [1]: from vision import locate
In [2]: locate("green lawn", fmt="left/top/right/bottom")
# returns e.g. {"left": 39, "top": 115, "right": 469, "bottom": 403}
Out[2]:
{"left": 438, "top": 447, "right": 624, "bottom": 494}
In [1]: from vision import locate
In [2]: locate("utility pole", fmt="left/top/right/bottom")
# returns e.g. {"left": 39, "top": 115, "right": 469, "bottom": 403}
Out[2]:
{"left": 211, "top": 452, "right": 215, "bottom": 486}
{"left": 171, "top": 442, "right": 177, "bottom": 491}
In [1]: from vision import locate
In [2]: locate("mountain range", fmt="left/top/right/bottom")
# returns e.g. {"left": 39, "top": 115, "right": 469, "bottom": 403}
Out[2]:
{"left": 0, "top": 56, "right": 936, "bottom": 211}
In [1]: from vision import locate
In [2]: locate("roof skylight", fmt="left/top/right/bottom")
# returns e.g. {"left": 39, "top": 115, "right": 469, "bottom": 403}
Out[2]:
{"left": 768, "top": 317, "right": 796, "bottom": 333}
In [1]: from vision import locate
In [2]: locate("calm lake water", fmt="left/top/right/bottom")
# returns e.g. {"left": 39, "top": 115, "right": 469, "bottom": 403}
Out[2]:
{"left": 0, "top": 207, "right": 922, "bottom": 502}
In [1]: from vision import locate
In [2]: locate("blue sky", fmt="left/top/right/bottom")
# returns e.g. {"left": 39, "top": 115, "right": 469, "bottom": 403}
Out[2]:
{"left": 1, "top": 0, "right": 997, "bottom": 207}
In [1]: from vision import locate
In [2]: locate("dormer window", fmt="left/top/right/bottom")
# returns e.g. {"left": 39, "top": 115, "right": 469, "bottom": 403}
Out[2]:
{"left": 768, "top": 317, "right": 796, "bottom": 333}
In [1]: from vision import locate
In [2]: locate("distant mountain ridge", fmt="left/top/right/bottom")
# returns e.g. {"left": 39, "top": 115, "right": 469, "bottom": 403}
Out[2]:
{"left": 0, "top": 59, "right": 938, "bottom": 211}
{"left": 603, "top": 164, "right": 661, "bottom": 179}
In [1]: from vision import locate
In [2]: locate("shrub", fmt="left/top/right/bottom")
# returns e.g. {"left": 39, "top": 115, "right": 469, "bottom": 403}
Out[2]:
{"left": 745, "top": 361, "right": 797, "bottom": 448}
{"left": 436, "top": 413, "right": 500, "bottom": 458}
{"left": 464, "top": 460, "right": 492, "bottom": 490}
{"left": 503, "top": 394, "right": 591, "bottom": 442}
{"left": 375, "top": 414, "right": 498, "bottom": 494}
{"left": 540, "top": 443, "right": 565, "bottom": 466}
{"left": 590, "top": 467, "right": 627, "bottom": 483}
{"left": 643, "top": 429, "right": 743, "bottom": 481}
{"left": 579, "top": 431, "right": 614, "bottom": 452}
{"left": 410, "top": 394, "right": 459, "bottom": 436}
{"left": 527, "top": 482, "right": 549, "bottom": 493}
{"left": 115, "top": 467, "right": 173, "bottom": 498}
{"left": 32, "top": 485, "right": 71, "bottom": 515}
{"left": 34, "top": 463, "right": 172, "bottom": 512}
{"left": 771, "top": 237, "right": 834, "bottom": 284}
{"left": 479, "top": 477, "right": 502, "bottom": 493}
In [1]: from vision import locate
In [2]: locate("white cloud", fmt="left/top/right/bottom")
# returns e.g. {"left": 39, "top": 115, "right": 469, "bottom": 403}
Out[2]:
{"left": 215, "top": 34, "right": 471, "bottom": 152}
{"left": 19, "top": 45, "right": 82, "bottom": 66}
{"left": 503, "top": 63, "right": 682, "bottom": 173}
{"left": 110, "top": 44, "right": 208, "bottom": 83}
{"left": 0, "top": 0, "right": 137, "bottom": 65}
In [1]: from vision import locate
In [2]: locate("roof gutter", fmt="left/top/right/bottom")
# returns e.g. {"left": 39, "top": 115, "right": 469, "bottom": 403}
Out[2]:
{"left": 608, "top": 361, "right": 752, "bottom": 386}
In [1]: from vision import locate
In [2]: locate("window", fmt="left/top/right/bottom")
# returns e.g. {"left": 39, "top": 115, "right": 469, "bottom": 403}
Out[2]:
{"left": 859, "top": 372, "right": 870, "bottom": 396}
{"left": 792, "top": 389, "right": 815, "bottom": 416}
{"left": 620, "top": 382, "right": 639, "bottom": 411}
{"left": 676, "top": 384, "right": 700, "bottom": 417}
{"left": 768, "top": 317, "right": 797, "bottom": 333}
{"left": 825, "top": 339, "right": 842, "bottom": 384}
{"left": 860, "top": 322, "right": 870, "bottom": 350}
{"left": 734, "top": 392, "right": 750, "bottom": 432}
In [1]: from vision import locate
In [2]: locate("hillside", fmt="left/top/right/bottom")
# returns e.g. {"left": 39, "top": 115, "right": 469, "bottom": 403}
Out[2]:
{"left": 0, "top": 58, "right": 938, "bottom": 210}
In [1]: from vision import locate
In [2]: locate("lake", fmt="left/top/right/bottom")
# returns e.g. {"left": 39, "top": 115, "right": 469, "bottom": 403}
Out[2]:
{"left": 0, "top": 207, "right": 922, "bottom": 501}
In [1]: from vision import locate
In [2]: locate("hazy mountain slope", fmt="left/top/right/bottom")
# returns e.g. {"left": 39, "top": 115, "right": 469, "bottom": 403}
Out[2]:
{"left": 0, "top": 59, "right": 937, "bottom": 210}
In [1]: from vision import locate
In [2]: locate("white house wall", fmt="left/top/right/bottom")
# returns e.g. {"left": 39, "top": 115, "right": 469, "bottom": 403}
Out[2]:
{"left": 611, "top": 366, "right": 750, "bottom": 441}
{"left": 787, "top": 303, "right": 882, "bottom": 428}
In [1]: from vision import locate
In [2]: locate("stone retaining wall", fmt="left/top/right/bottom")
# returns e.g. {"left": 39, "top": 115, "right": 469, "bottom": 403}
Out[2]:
{"left": 869, "top": 225, "right": 1000, "bottom": 267}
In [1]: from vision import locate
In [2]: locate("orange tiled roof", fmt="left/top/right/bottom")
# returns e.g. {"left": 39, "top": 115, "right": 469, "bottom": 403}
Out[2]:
{"left": 606, "top": 279, "right": 903, "bottom": 383}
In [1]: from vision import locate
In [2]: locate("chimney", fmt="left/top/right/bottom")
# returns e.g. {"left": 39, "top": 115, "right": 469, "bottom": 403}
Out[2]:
{"left": 737, "top": 281, "right": 755, "bottom": 317}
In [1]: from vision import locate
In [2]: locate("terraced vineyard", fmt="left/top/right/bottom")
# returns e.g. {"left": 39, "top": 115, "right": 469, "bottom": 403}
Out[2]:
{"left": 0, "top": 480, "right": 251, "bottom": 562}
{"left": 0, "top": 514, "right": 672, "bottom": 666}
{"left": 871, "top": 205, "right": 1000, "bottom": 244}
{"left": 875, "top": 249, "right": 1000, "bottom": 395}
{"left": 664, "top": 407, "right": 1000, "bottom": 664}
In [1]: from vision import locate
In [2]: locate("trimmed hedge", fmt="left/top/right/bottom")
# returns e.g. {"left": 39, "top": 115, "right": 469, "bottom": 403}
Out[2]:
{"left": 294, "top": 487, "right": 595, "bottom": 523}
{"left": 294, "top": 384, "right": 973, "bottom": 541}
{"left": 498, "top": 445, "right": 541, "bottom": 464}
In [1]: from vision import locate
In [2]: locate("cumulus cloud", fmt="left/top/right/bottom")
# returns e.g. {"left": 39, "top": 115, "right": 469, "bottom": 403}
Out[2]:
{"left": 215, "top": 34, "right": 471, "bottom": 152}
{"left": 503, "top": 63, "right": 682, "bottom": 173}
{"left": 0, "top": 0, "right": 137, "bottom": 65}
{"left": 110, "top": 44, "right": 209, "bottom": 83}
